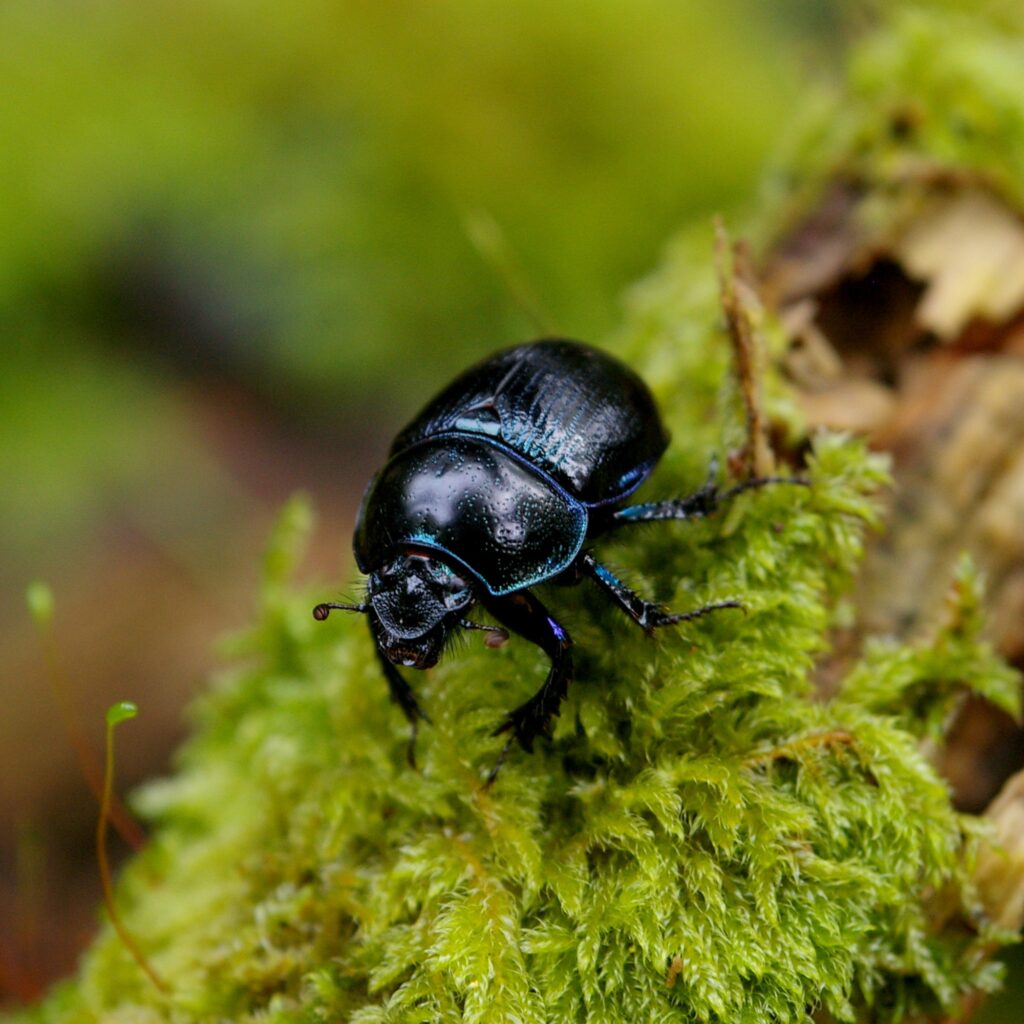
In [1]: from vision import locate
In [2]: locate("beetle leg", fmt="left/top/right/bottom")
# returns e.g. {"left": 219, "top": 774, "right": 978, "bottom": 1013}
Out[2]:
{"left": 373, "top": 641, "right": 430, "bottom": 769}
{"left": 482, "top": 590, "right": 573, "bottom": 759}
{"left": 600, "top": 456, "right": 719, "bottom": 529}
{"left": 606, "top": 473, "right": 807, "bottom": 529}
{"left": 579, "top": 552, "right": 742, "bottom": 633}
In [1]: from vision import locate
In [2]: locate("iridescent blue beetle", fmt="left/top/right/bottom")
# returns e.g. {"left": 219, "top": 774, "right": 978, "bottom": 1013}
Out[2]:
{"left": 315, "top": 339, "right": 790, "bottom": 775}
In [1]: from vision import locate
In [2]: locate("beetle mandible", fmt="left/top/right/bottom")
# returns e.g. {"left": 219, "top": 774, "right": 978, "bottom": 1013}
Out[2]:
{"left": 314, "top": 338, "right": 796, "bottom": 776}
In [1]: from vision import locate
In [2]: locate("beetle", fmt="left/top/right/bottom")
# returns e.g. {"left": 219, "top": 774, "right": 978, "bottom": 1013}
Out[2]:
{"left": 314, "top": 338, "right": 795, "bottom": 775}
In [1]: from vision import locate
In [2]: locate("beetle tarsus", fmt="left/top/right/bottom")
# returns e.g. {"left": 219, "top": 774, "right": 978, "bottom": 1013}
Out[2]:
{"left": 719, "top": 475, "right": 810, "bottom": 502}
{"left": 484, "top": 591, "right": 573, "bottom": 759}
{"left": 482, "top": 734, "right": 515, "bottom": 788}
{"left": 645, "top": 599, "right": 744, "bottom": 631}
{"left": 607, "top": 464, "right": 808, "bottom": 529}
{"left": 581, "top": 553, "right": 742, "bottom": 633}
{"left": 491, "top": 695, "right": 550, "bottom": 752}
{"left": 373, "top": 642, "right": 429, "bottom": 769}
{"left": 490, "top": 662, "right": 570, "bottom": 752}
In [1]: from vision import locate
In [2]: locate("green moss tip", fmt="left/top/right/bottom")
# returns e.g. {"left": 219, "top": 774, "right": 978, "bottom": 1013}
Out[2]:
{"left": 106, "top": 702, "right": 139, "bottom": 728}
{"left": 25, "top": 580, "right": 54, "bottom": 628}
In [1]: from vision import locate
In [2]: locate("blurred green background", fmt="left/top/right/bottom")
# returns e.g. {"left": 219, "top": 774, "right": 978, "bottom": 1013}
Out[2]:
{"left": 1, "top": 0, "right": 1019, "bottom": 1016}
{"left": 0, "top": 0, "right": 847, "bottom": 583}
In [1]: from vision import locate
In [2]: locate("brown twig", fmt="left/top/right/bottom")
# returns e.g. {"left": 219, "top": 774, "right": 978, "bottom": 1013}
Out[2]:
{"left": 714, "top": 218, "right": 775, "bottom": 479}
{"left": 745, "top": 729, "right": 857, "bottom": 768}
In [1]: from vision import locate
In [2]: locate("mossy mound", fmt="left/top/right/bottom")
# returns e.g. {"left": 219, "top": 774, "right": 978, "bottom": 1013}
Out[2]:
{"left": 19, "top": 228, "right": 1016, "bottom": 1023}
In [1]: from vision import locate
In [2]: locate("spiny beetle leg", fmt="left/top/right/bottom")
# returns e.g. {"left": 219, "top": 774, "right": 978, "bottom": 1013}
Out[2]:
{"left": 373, "top": 642, "right": 429, "bottom": 769}
{"left": 580, "top": 552, "right": 743, "bottom": 634}
{"left": 607, "top": 459, "right": 808, "bottom": 530}
{"left": 482, "top": 590, "right": 573, "bottom": 780}
{"left": 719, "top": 474, "right": 810, "bottom": 503}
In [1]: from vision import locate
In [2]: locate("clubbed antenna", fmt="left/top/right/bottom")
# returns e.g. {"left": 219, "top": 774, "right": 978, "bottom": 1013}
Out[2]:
{"left": 313, "top": 602, "right": 368, "bottom": 621}
{"left": 461, "top": 620, "right": 510, "bottom": 648}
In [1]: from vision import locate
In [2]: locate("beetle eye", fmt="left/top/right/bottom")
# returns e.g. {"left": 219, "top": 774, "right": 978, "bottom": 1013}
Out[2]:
{"left": 426, "top": 560, "right": 463, "bottom": 587}
{"left": 442, "top": 585, "right": 471, "bottom": 610}
{"left": 427, "top": 560, "right": 453, "bottom": 579}
{"left": 423, "top": 561, "right": 471, "bottom": 607}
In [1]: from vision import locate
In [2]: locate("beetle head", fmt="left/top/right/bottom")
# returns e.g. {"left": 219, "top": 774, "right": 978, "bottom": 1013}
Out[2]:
{"left": 366, "top": 552, "right": 474, "bottom": 669}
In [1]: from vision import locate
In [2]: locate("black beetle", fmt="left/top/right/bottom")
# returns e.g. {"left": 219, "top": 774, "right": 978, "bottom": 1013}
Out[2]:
{"left": 315, "top": 338, "right": 795, "bottom": 775}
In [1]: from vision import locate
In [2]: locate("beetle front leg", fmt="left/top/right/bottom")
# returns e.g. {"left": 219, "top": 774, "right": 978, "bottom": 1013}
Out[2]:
{"left": 579, "top": 552, "right": 742, "bottom": 633}
{"left": 483, "top": 590, "right": 573, "bottom": 766}
{"left": 373, "top": 640, "right": 429, "bottom": 769}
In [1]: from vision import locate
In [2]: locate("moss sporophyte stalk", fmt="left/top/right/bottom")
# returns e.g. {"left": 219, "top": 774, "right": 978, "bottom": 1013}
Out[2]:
{"left": 13, "top": 9, "right": 1024, "bottom": 1024}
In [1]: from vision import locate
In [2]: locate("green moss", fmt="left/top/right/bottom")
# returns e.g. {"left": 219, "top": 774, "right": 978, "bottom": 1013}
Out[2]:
{"left": 761, "top": 5, "right": 1024, "bottom": 239}
{"left": 15, "top": 8, "right": 1024, "bottom": 1023}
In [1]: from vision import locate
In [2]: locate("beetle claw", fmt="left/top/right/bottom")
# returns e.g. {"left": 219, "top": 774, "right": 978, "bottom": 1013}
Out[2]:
{"left": 405, "top": 733, "right": 419, "bottom": 771}
{"left": 656, "top": 600, "right": 745, "bottom": 628}
{"left": 483, "top": 735, "right": 515, "bottom": 788}
{"left": 491, "top": 711, "right": 535, "bottom": 752}
{"left": 720, "top": 475, "right": 809, "bottom": 502}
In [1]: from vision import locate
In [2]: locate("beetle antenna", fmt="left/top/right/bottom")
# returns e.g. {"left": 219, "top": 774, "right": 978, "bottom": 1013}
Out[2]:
{"left": 461, "top": 620, "right": 510, "bottom": 649}
{"left": 313, "top": 602, "right": 368, "bottom": 621}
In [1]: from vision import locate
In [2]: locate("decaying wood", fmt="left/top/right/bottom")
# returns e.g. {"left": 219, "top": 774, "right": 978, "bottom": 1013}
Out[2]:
{"left": 895, "top": 190, "right": 1024, "bottom": 341}
{"left": 759, "top": 172, "right": 1024, "bottom": 1022}
{"left": 910, "top": 767, "right": 1024, "bottom": 1024}
{"left": 762, "top": 177, "right": 1024, "bottom": 812}
{"left": 976, "top": 768, "right": 1024, "bottom": 933}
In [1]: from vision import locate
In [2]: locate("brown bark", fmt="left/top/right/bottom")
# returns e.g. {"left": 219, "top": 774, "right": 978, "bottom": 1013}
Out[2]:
{"left": 762, "top": 179, "right": 1024, "bottom": 815}
{"left": 759, "top": 175, "right": 1024, "bottom": 1023}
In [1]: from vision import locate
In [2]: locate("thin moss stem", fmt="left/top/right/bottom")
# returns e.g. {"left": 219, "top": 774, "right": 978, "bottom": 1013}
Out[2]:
{"left": 95, "top": 703, "right": 167, "bottom": 996}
